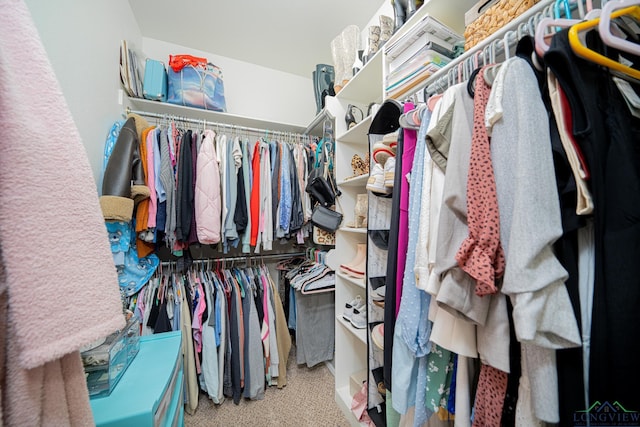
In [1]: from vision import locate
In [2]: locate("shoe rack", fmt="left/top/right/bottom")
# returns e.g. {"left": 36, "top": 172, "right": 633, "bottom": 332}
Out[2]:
{"left": 319, "top": 2, "right": 479, "bottom": 424}
{"left": 323, "top": 40, "right": 383, "bottom": 424}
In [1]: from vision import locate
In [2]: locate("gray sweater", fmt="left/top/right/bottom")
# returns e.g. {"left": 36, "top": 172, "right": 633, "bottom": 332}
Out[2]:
{"left": 490, "top": 57, "right": 581, "bottom": 423}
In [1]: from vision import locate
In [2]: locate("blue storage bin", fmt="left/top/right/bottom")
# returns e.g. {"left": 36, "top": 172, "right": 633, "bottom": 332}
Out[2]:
{"left": 143, "top": 59, "right": 168, "bottom": 102}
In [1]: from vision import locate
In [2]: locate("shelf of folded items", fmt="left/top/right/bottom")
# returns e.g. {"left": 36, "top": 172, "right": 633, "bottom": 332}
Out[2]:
{"left": 336, "top": 114, "right": 372, "bottom": 144}
{"left": 337, "top": 174, "right": 369, "bottom": 188}
{"left": 386, "top": 0, "right": 554, "bottom": 100}
{"left": 336, "top": 270, "right": 366, "bottom": 289}
{"left": 336, "top": 315, "right": 367, "bottom": 345}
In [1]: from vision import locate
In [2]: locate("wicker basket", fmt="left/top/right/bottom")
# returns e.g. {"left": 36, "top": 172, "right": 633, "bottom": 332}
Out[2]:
{"left": 463, "top": 0, "right": 540, "bottom": 50}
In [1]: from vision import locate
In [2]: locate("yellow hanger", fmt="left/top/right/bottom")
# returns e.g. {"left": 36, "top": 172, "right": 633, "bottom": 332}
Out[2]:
{"left": 568, "top": 5, "right": 640, "bottom": 80}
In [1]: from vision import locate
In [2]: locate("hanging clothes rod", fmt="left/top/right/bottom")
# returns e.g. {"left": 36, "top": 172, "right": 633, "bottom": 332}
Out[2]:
{"left": 125, "top": 107, "right": 311, "bottom": 139}
{"left": 159, "top": 251, "right": 307, "bottom": 267}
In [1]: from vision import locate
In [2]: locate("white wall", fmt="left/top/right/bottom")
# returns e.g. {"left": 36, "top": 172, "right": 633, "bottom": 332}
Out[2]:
{"left": 141, "top": 37, "right": 316, "bottom": 127}
{"left": 24, "top": 0, "right": 143, "bottom": 190}
{"left": 23, "top": 1, "right": 317, "bottom": 189}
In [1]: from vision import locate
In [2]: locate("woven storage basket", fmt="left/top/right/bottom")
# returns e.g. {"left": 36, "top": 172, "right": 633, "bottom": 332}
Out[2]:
{"left": 464, "top": 0, "right": 540, "bottom": 50}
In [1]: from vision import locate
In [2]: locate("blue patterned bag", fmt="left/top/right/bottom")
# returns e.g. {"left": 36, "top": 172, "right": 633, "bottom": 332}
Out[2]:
{"left": 167, "top": 62, "right": 227, "bottom": 112}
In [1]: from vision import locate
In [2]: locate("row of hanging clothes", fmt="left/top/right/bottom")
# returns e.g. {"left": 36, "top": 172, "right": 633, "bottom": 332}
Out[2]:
{"left": 102, "top": 112, "right": 331, "bottom": 297}
{"left": 126, "top": 257, "right": 291, "bottom": 414}
{"left": 284, "top": 248, "right": 334, "bottom": 295}
{"left": 276, "top": 249, "right": 336, "bottom": 369}
{"left": 367, "top": 1, "right": 640, "bottom": 426}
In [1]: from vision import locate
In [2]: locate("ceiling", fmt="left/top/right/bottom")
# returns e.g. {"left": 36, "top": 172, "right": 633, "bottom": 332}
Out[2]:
{"left": 129, "top": 0, "right": 386, "bottom": 78}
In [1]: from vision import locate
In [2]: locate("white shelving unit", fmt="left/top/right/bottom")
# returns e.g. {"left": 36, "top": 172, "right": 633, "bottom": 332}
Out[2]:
{"left": 336, "top": 271, "right": 366, "bottom": 289}
{"left": 337, "top": 174, "right": 369, "bottom": 188}
{"left": 339, "top": 227, "right": 368, "bottom": 235}
{"left": 323, "top": 29, "right": 382, "bottom": 422}
{"left": 337, "top": 315, "right": 368, "bottom": 344}
{"left": 335, "top": 49, "right": 384, "bottom": 108}
{"left": 322, "top": 2, "right": 483, "bottom": 425}
{"left": 337, "top": 114, "right": 373, "bottom": 144}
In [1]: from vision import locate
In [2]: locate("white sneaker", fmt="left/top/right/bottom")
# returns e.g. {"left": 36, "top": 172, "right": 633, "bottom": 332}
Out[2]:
{"left": 373, "top": 285, "right": 386, "bottom": 301}
{"left": 342, "top": 295, "right": 365, "bottom": 322}
{"left": 366, "top": 163, "right": 390, "bottom": 194}
{"left": 350, "top": 307, "right": 367, "bottom": 329}
{"left": 384, "top": 157, "right": 396, "bottom": 188}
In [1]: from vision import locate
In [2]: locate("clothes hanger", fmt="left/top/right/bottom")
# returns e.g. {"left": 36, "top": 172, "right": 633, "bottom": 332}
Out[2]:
{"left": 555, "top": 0, "right": 572, "bottom": 19}
{"left": 535, "top": 17, "right": 580, "bottom": 56}
{"left": 599, "top": 0, "right": 640, "bottom": 55}
{"left": 568, "top": 5, "right": 640, "bottom": 80}
{"left": 466, "top": 51, "right": 484, "bottom": 98}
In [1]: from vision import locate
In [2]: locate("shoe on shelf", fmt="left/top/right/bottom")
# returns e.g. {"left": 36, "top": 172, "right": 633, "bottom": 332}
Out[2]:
{"left": 330, "top": 34, "right": 346, "bottom": 94}
{"left": 372, "top": 299, "right": 385, "bottom": 309}
{"left": 345, "top": 104, "right": 364, "bottom": 130}
{"left": 342, "top": 295, "right": 365, "bottom": 321}
{"left": 345, "top": 193, "right": 368, "bottom": 228}
{"left": 350, "top": 307, "right": 367, "bottom": 329}
{"left": 372, "top": 130, "right": 398, "bottom": 165}
{"left": 365, "top": 25, "right": 381, "bottom": 63}
{"left": 379, "top": 15, "right": 394, "bottom": 45}
{"left": 371, "top": 323, "right": 384, "bottom": 350}
{"left": 372, "top": 285, "right": 386, "bottom": 302}
{"left": 372, "top": 143, "right": 395, "bottom": 166}
{"left": 382, "top": 130, "right": 398, "bottom": 151}
{"left": 384, "top": 157, "right": 396, "bottom": 188}
{"left": 342, "top": 257, "right": 365, "bottom": 279}
{"left": 339, "top": 243, "right": 366, "bottom": 278}
{"left": 350, "top": 153, "right": 369, "bottom": 178}
{"left": 355, "top": 193, "right": 368, "bottom": 228}
{"left": 366, "top": 164, "right": 390, "bottom": 195}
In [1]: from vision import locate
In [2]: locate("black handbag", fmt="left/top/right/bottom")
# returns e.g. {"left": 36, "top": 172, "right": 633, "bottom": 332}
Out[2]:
{"left": 306, "top": 175, "right": 336, "bottom": 207}
{"left": 311, "top": 205, "right": 343, "bottom": 232}
{"left": 306, "top": 139, "right": 340, "bottom": 207}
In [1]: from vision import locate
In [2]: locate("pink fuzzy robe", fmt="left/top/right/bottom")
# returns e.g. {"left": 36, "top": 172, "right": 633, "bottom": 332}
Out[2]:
{"left": 0, "top": 0, "right": 126, "bottom": 425}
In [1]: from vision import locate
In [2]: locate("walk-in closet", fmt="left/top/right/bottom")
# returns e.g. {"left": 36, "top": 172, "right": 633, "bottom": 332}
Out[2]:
{"left": 2, "top": 0, "right": 640, "bottom": 426}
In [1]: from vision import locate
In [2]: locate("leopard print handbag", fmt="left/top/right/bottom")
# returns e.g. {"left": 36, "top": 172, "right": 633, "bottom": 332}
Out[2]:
{"left": 313, "top": 226, "right": 336, "bottom": 246}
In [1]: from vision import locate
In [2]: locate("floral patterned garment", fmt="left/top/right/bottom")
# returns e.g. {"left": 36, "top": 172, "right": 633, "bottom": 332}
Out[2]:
{"left": 425, "top": 343, "right": 455, "bottom": 416}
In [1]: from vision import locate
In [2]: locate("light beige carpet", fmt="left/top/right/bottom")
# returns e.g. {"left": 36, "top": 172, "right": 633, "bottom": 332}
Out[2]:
{"left": 185, "top": 345, "right": 350, "bottom": 427}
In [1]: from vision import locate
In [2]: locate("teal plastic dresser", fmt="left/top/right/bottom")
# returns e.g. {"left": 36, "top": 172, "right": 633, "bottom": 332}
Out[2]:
{"left": 90, "top": 331, "right": 184, "bottom": 427}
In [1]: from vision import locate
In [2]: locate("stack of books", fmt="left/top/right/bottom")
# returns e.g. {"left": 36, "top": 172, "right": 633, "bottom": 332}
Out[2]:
{"left": 119, "top": 40, "right": 143, "bottom": 98}
{"left": 385, "top": 15, "right": 463, "bottom": 99}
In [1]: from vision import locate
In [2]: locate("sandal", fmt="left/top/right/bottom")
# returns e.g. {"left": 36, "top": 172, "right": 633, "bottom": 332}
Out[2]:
{"left": 345, "top": 104, "right": 364, "bottom": 130}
